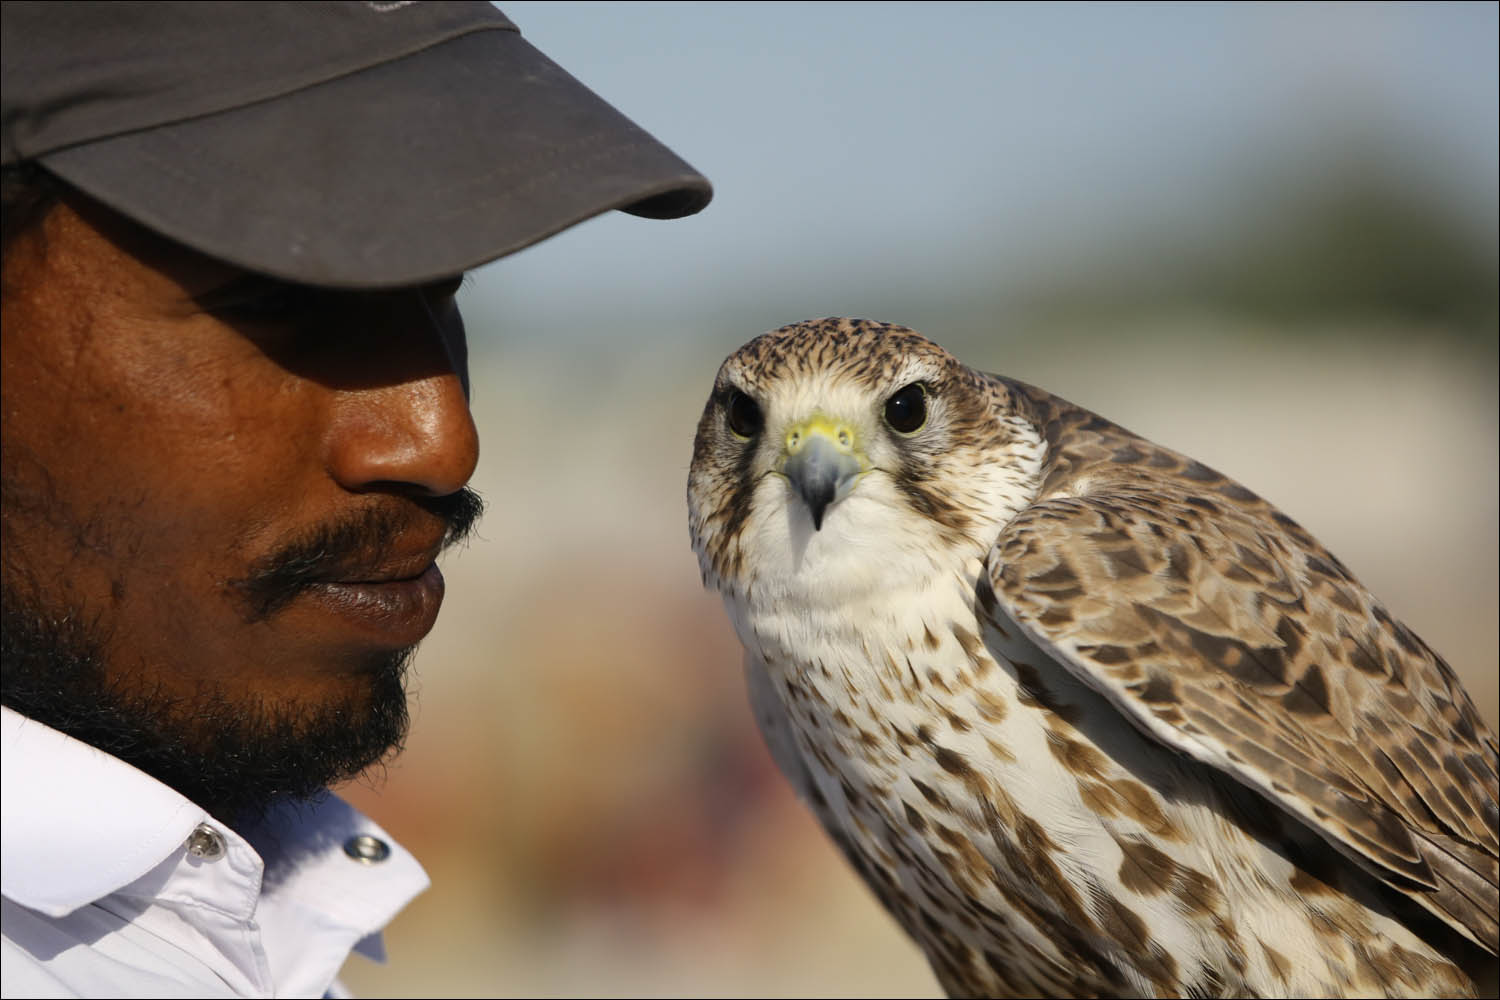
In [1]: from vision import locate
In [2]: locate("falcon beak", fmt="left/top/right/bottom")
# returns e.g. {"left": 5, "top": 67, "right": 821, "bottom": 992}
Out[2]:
{"left": 780, "top": 416, "right": 865, "bottom": 530}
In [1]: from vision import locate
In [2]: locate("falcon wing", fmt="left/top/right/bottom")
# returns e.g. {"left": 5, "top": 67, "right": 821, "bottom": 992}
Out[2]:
{"left": 980, "top": 387, "right": 1498, "bottom": 953}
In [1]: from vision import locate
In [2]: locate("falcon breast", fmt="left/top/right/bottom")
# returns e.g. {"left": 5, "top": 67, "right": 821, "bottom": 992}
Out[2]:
{"left": 686, "top": 318, "right": 1498, "bottom": 998}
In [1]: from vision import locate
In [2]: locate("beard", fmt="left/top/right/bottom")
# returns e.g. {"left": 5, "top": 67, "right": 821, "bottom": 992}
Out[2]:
{"left": 0, "top": 590, "right": 414, "bottom": 826}
{"left": 0, "top": 486, "right": 484, "bottom": 826}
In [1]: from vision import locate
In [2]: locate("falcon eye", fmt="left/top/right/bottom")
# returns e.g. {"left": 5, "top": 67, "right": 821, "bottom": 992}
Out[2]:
{"left": 725, "top": 389, "right": 764, "bottom": 439}
{"left": 883, "top": 382, "right": 928, "bottom": 435}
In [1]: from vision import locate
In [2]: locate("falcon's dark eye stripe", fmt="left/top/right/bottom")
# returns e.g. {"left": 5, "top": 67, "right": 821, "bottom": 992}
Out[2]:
{"left": 725, "top": 389, "right": 764, "bottom": 439}
{"left": 884, "top": 382, "right": 928, "bottom": 435}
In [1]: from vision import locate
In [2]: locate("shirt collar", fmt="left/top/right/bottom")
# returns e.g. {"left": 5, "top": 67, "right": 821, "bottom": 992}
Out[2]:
{"left": 0, "top": 706, "right": 428, "bottom": 932}
{"left": 1, "top": 706, "right": 210, "bottom": 916}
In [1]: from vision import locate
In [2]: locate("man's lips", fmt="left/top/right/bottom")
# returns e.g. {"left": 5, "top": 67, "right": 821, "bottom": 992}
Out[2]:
{"left": 233, "top": 503, "right": 471, "bottom": 631}
{"left": 299, "top": 561, "right": 446, "bottom": 647}
{"left": 323, "top": 544, "right": 445, "bottom": 585}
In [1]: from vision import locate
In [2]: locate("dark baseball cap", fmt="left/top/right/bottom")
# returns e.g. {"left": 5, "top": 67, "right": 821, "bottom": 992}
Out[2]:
{"left": 0, "top": 1, "right": 712, "bottom": 288}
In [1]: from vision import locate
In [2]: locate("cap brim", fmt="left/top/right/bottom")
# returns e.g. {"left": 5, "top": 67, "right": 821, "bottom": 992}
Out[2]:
{"left": 39, "top": 29, "right": 711, "bottom": 288}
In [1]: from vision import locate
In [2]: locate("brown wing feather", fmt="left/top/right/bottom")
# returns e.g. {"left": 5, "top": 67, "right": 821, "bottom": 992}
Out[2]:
{"left": 983, "top": 375, "right": 1500, "bottom": 953}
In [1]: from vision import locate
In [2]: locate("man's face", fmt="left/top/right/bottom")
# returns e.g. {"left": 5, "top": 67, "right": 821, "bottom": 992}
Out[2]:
{"left": 1, "top": 192, "right": 482, "bottom": 821}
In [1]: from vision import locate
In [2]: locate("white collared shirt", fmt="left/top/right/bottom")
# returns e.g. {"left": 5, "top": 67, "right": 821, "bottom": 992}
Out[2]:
{"left": 0, "top": 707, "right": 429, "bottom": 998}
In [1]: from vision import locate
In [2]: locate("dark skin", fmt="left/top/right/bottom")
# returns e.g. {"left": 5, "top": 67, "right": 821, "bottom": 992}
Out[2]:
{"left": 0, "top": 191, "right": 481, "bottom": 819}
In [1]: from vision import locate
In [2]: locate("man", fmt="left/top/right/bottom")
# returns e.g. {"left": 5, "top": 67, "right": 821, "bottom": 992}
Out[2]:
{"left": 0, "top": 3, "right": 711, "bottom": 995}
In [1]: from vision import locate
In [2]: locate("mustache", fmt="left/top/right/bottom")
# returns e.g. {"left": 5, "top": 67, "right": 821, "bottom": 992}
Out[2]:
{"left": 232, "top": 487, "right": 485, "bottom": 622}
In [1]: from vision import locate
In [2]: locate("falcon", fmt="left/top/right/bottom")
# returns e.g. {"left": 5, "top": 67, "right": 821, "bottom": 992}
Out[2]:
{"left": 687, "top": 317, "right": 1498, "bottom": 998}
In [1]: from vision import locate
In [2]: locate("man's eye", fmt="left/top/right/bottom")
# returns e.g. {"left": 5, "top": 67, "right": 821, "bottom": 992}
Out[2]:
{"left": 196, "top": 281, "right": 322, "bottom": 322}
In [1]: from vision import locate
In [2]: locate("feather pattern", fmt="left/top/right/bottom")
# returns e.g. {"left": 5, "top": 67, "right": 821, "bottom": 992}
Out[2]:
{"left": 689, "top": 317, "right": 1499, "bottom": 997}
{"left": 984, "top": 375, "right": 1499, "bottom": 951}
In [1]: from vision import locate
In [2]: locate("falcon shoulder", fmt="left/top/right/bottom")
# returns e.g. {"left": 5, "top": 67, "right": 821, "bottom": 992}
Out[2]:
{"left": 979, "top": 375, "right": 1500, "bottom": 954}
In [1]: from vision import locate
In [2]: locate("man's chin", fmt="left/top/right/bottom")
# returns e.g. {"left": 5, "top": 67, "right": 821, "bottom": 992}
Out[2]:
{"left": 0, "top": 598, "right": 412, "bottom": 825}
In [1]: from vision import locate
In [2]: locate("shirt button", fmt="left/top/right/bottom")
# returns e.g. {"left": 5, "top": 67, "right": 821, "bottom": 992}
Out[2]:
{"left": 343, "top": 833, "right": 391, "bottom": 864}
{"left": 185, "top": 823, "right": 226, "bottom": 861}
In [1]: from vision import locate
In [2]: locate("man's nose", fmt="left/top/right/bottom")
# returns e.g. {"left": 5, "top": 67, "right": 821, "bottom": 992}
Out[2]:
{"left": 323, "top": 295, "right": 480, "bottom": 498}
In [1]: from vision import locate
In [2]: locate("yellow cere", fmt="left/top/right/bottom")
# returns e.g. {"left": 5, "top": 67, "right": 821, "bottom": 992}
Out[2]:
{"left": 784, "top": 415, "right": 860, "bottom": 457}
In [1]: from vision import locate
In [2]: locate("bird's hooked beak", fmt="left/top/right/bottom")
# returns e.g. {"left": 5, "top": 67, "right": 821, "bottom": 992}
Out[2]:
{"left": 780, "top": 416, "right": 865, "bottom": 530}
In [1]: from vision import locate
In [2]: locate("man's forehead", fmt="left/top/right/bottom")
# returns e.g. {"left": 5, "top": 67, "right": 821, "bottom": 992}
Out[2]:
{"left": 44, "top": 194, "right": 240, "bottom": 295}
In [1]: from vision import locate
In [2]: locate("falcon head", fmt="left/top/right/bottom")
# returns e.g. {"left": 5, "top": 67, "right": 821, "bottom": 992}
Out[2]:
{"left": 687, "top": 318, "right": 1045, "bottom": 604}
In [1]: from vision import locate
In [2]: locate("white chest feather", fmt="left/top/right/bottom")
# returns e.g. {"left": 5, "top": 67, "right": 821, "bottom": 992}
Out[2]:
{"left": 721, "top": 495, "right": 1464, "bottom": 998}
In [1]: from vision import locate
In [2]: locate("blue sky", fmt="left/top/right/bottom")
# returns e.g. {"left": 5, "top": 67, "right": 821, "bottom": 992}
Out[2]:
{"left": 465, "top": 2, "right": 1499, "bottom": 348}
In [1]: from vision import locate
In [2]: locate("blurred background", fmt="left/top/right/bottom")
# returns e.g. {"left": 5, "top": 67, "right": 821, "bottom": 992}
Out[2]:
{"left": 341, "top": 3, "right": 1498, "bottom": 996}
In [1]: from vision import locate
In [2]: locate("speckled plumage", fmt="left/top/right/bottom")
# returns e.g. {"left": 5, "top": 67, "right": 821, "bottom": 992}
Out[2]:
{"left": 687, "top": 318, "right": 1499, "bottom": 998}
